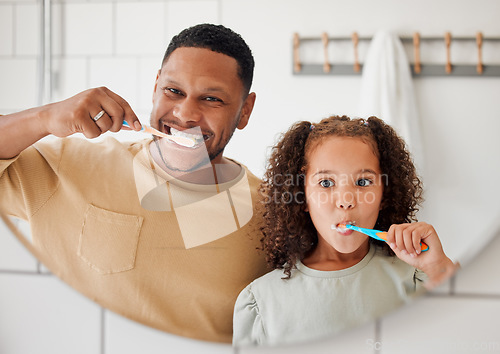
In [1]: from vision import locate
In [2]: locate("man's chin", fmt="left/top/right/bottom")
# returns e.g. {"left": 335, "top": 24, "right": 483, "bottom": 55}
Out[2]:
{"left": 162, "top": 158, "right": 211, "bottom": 174}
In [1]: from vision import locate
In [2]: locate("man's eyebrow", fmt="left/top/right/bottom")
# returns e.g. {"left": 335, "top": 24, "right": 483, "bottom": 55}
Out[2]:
{"left": 160, "top": 79, "right": 229, "bottom": 94}
{"left": 202, "top": 87, "right": 228, "bottom": 93}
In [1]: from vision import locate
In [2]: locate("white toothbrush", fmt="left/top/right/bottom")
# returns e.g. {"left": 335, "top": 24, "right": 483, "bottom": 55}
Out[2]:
{"left": 122, "top": 121, "right": 196, "bottom": 148}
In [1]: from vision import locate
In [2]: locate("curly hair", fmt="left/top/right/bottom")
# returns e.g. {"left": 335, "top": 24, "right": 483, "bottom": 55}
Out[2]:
{"left": 161, "top": 23, "right": 254, "bottom": 95}
{"left": 259, "top": 115, "right": 423, "bottom": 278}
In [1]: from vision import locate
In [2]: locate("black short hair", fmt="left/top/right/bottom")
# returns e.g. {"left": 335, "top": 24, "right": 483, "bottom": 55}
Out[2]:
{"left": 162, "top": 23, "right": 254, "bottom": 95}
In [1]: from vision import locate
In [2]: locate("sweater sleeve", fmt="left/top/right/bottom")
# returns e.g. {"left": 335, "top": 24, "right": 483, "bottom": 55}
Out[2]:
{"left": 0, "top": 154, "right": 27, "bottom": 219}
{"left": 0, "top": 142, "right": 61, "bottom": 220}
{"left": 232, "top": 284, "right": 266, "bottom": 346}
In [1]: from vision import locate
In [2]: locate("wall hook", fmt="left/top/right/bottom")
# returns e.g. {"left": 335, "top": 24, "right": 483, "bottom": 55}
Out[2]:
{"left": 322, "top": 32, "right": 331, "bottom": 73}
{"left": 352, "top": 32, "right": 360, "bottom": 73}
{"left": 445, "top": 32, "right": 452, "bottom": 74}
{"left": 476, "top": 32, "right": 483, "bottom": 75}
{"left": 413, "top": 32, "right": 421, "bottom": 74}
{"left": 293, "top": 32, "right": 301, "bottom": 73}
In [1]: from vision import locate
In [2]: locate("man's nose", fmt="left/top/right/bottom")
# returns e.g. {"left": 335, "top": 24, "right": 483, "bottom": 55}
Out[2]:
{"left": 173, "top": 98, "right": 202, "bottom": 123}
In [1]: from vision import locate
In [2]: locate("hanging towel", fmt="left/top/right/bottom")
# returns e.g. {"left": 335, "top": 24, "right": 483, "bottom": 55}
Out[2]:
{"left": 357, "top": 30, "right": 424, "bottom": 175}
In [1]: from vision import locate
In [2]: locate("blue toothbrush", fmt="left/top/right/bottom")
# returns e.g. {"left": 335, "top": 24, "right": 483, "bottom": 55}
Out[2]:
{"left": 333, "top": 223, "right": 429, "bottom": 252}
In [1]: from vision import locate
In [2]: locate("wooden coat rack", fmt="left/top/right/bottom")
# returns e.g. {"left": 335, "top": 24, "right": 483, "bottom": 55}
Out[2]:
{"left": 293, "top": 32, "right": 500, "bottom": 77}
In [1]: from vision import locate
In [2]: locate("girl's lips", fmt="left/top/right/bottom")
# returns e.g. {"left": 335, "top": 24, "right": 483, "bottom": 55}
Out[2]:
{"left": 333, "top": 221, "right": 355, "bottom": 236}
{"left": 337, "top": 228, "right": 354, "bottom": 236}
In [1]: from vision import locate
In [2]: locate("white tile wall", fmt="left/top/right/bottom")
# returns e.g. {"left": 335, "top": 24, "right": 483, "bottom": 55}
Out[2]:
{"left": 0, "top": 218, "right": 38, "bottom": 271}
{"left": 52, "top": 57, "right": 89, "bottom": 102}
{"left": 115, "top": 2, "right": 166, "bottom": 56}
{"left": 105, "top": 311, "right": 233, "bottom": 354}
{"left": 0, "top": 5, "right": 13, "bottom": 56}
{"left": 89, "top": 56, "right": 139, "bottom": 107}
{"left": 454, "top": 230, "right": 500, "bottom": 295}
{"left": 0, "top": 58, "right": 38, "bottom": 111}
{"left": 63, "top": 3, "right": 114, "bottom": 56}
{"left": 380, "top": 297, "right": 500, "bottom": 354}
{"left": 1, "top": 1, "right": 500, "bottom": 354}
{"left": 165, "top": 0, "right": 219, "bottom": 39}
{"left": 137, "top": 56, "right": 160, "bottom": 118}
{"left": 15, "top": 3, "right": 39, "bottom": 56}
{"left": 0, "top": 273, "right": 102, "bottom": 354}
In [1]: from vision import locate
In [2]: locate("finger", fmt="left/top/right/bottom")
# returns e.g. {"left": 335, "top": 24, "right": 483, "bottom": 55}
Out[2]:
{"left": 386, "top": 225, "right": 397, "bottom": 245}
{"left": 402, "top": 226, "right": 418, "bottom": 256}
{"left": 80, "top": 114, "right": 102, "bottom": 139}
{"left": 90, "top": 109, "right": 113, "bottom": 133}
{"left": 86, "top": 87, "right": 138, "bottom": 133}
{"left": 104, "top": 88, "right": 142, "bottom": 131}
{"left": 92, "top": 88, "right": 127, "bottom": 132}
{"left": 393, "top": 227, "right": 408, "bottom": 256}
{"left": 412, "top": 228, "right": 423, "bottom": 254}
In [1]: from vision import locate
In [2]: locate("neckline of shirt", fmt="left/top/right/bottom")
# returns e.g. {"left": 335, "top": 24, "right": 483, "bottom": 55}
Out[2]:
{"left": 295, "top": 245, "right": 377, "bottom": 278}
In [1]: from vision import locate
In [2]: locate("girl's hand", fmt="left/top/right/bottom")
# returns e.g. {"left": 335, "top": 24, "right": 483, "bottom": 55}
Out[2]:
{"left": 386, "top": 222, "right": 459, "bottom": 288}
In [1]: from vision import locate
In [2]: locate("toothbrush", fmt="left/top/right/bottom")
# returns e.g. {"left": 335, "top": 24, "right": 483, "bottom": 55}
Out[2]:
{"left": 334, "top": 223, "right": 429, "bottom": 252}
{"left": 122, "top": 121, "right": 196, "bottom": 148}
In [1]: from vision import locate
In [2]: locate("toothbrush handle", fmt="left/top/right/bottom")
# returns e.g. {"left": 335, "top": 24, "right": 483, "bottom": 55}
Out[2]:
{"left": 375, "top": 232, "right": 429, "bottom": 252}
{"left": 122, "top": 120, "right": 144, "bottom": 131}
{"left": 346, "top": 225, "right": 429, "bottom": 252}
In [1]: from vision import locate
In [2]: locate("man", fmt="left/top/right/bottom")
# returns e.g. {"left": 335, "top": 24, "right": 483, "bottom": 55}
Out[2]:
{"left": 0, "top": 24, "right": 268, "bottom": 343}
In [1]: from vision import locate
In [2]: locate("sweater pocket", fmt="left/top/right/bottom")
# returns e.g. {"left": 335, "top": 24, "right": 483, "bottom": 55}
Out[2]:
{"left": 78, "top": 204, "right": 143, "bottom": 274}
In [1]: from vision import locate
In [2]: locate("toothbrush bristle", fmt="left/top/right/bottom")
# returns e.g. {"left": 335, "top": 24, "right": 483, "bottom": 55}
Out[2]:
{"left": 337, "top": 223, "right": 347, "bottom": 229}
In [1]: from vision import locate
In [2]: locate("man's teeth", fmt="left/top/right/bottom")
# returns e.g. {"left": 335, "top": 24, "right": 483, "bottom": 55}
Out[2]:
{"left": 170, "top": 127, "right": 204, "bottom": 143}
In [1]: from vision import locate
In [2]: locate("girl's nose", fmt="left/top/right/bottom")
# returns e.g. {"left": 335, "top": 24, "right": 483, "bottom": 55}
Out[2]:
{"left": 336, "top": 189, "right": 356, "bottom": 209}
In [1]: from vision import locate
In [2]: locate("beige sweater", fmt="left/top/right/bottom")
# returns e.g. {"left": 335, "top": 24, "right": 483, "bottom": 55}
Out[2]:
{"left": 0, "top": 136, "right": 268, "bottom": 343}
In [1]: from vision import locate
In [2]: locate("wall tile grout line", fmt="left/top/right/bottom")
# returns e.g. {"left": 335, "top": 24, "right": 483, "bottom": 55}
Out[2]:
{"left": 12, "top": 3, "right": 16, "bottom": 56}
{"left": 425, "top": 292, "right": 500, "bottom": 299}
{"left": 374, "top": 318, "right": 382, "bottom": 354}
{"left": 112, "top": 0, "right": 117, "bottom": 57}
{"left": 101, "top": 307, "right": 106, "bottom": 354}
{"left": 0, "top": 269, "right": 52, "bottom": 276}
{"left": 0, "top": 55, "right": 38, "bottom": 60}
{"left": 217, "top": 0, "right": 222, "bottom": 24}
{"left": 233, "top": 344, "right": 240, "bottom": 354}
{"left": 136, "top": 57, "right": 141, "bottom": 112}
{"left": 162, "top": 0, "right": 168, "bottom": 46}
{"left": 449, "top": 274, "right": 457, "bottom": 295}
{"left": 86, "top": 56, "right": 91, "bottom": 88}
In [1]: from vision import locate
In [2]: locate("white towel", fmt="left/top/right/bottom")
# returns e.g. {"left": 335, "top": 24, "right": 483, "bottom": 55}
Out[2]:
{"left": 357, "top": 30, "right": 424, "bottom": 175}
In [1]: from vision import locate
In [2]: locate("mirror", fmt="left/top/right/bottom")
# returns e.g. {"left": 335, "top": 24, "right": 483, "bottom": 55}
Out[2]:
{"left": 1, "top": 0, "right": 499, "bottom": 351}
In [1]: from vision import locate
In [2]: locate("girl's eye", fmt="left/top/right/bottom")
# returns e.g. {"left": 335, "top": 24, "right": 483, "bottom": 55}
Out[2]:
{"left": 356, "top": 178, "right": 373, "bottom": 187}
{"left": 319, "top": 179, "right": 334, "bottom": 188}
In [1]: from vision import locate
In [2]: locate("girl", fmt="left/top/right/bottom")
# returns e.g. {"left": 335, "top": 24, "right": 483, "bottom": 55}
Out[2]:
{"left": 233, "top": 115, "right": 458, "bottom": 346}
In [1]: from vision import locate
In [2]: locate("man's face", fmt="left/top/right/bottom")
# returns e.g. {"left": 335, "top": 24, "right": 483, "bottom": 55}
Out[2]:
{"left": 150, "top": 47, "right": 255, "bottom": 173}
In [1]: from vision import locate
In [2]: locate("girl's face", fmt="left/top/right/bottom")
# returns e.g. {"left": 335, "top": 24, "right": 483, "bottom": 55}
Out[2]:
{"left": 304, "top": 136, "right": 384, "bottom": 255}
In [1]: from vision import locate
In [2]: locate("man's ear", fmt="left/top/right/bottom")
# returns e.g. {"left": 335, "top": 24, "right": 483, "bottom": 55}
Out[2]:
{"left": 152, "top": 69, "right": 161, "bottom": 103}
{"left": 237, "top": 92, "right": 256, "bottom": 130}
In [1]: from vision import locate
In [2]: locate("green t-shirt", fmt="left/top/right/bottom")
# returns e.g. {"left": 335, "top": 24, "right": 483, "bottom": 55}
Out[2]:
{"left": 233, "top": 244, "right": 427, "bottom": 346}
